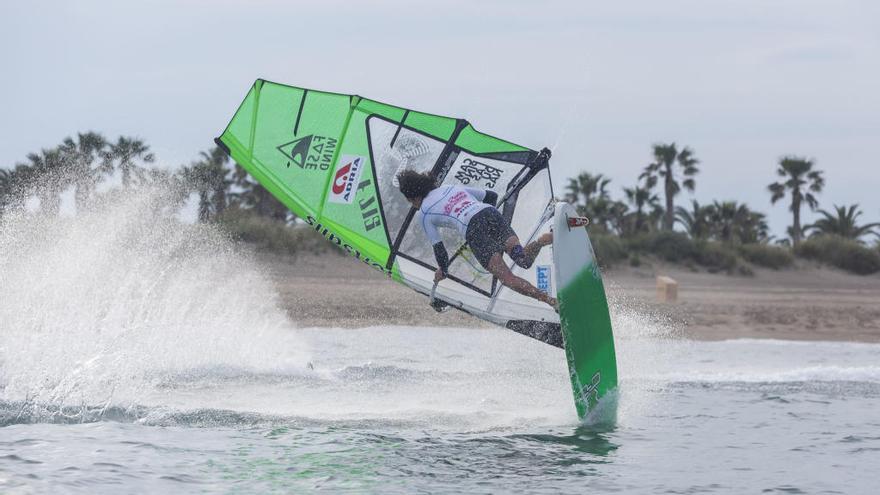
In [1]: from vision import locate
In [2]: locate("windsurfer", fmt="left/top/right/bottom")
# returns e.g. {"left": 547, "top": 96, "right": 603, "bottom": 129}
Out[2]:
{"left": 396, "top": 169, "right": 556, "bottom": 308}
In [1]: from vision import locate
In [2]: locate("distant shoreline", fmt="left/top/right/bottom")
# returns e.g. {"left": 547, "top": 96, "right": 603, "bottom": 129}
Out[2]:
{"left": 257, "top": 252, "right": 880, "bottom": 344}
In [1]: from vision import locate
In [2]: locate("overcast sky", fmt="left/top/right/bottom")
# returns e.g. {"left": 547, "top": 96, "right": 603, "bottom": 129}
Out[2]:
{"left": 3, "top": 0, "right": 878, "bottom": 236}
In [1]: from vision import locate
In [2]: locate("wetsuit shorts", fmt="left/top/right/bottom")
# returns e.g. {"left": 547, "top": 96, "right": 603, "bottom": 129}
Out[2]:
{"left": 465, "top": 208, "right": 516, "bottom": 269}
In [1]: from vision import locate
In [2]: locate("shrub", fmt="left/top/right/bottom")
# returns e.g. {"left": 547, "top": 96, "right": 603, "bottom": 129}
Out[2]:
{"left": 622, "top": 231, "right": 743, "bottom": 273}
{"left": 621, "top": 232, "right": 653, "bottom": 253}
{"left": 217, "top": 208, "right": 332, "bottom": 255}
{"left": 795, "top": 235, "right": 880, "bottom": 275}
{"left": 693, "top": 241, "right": 739, "bottom": 273}
{"left": 623, "top": 231, "right": 696, "bottom": 263}
{"left": 649, "top": 231, "right": 697, "bottom": 263}
{"left": 738, "top": 243, "right": 794, "bottom": 270}
{"left": 590, "top": 233, "right": 627, "bottom": 266}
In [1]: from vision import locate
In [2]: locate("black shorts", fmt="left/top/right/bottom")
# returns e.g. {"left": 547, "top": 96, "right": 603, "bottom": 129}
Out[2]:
{"left": 465, "top": 208, "right": 516, "bottom": 270}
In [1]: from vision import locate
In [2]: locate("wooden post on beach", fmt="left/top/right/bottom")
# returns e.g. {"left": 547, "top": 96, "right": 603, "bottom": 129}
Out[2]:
{"left": 656, "top": 275, "right": 678, "bottom": 303}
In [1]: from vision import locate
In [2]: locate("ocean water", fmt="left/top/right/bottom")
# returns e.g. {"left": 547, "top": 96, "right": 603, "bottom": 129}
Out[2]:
{"left": 2, "top": 190, "right": 879, "bottom": 494}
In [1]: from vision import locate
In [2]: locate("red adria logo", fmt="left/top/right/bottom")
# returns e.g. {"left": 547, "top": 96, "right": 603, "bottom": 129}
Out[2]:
{"left": 332, "top": 163, "right": 351, "bottom": 194}
{"left": 328, "top": 155, "right": 365, "bottom": 204}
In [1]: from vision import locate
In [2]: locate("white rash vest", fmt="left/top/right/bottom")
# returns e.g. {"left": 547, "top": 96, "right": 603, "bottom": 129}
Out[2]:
{"left": 418, "top": 185, "right": 493, "bottom": 245}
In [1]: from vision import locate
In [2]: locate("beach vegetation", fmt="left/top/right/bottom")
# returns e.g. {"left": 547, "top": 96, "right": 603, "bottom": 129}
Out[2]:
{"left": 706, "top": 201, "right": 770, "bottom": 244}
{"left": 768, "top": 156, "right": 824, "bottom": 247}
{"left": 216, "top": 207, "right": 330, "bottom": 256}
{"left": 675, "top": 200, "right": 713, "bottom": 240}
{"left": 107, "top": 136, "right": 155, "bottom": 189}
{"left": 590, "top": 233, "right": 628, "bottom": 267}
{"left": 805, "top": 204, "right": 880, "bottom": 242}
{"left": 737, "top": 243, "right": 794, "bottom": 269}
{"left": 59, "top": 132, "right": 109, "bottom": 211}
{"left": 564, "top": 172, "right": 612, "bottom": 210}
{"left": 640, "top": 143, "right": 699, "bottom": 231}
{"left": 622, "top": 179, "right": 662, "bottom": 235}
{"left": 180, "top": 147, "right": 232, "bottom": 223}
{"left": 795, "top": 235, "right": 880, "bottom": 275}
{"left": 3, "top": 134, "right": 878, "bottom": 276}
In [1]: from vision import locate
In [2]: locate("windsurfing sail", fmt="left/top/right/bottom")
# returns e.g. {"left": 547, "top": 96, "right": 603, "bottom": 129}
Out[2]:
{"left": 215, "top": 79, "right": 559, "bottom": 341}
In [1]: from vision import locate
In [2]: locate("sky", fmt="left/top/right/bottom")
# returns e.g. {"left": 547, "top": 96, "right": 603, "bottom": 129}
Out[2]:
{"left": 2, "top": 0, "right": 878, "bottom": 237}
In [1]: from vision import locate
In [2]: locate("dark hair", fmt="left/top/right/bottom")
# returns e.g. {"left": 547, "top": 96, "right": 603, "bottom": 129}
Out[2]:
{"left": 397, "top": 169, "right": 437, "bottom": 200}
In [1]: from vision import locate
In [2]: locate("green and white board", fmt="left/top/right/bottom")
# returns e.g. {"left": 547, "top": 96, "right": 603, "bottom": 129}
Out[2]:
{"left": 215, "top": 79, "right": 617, "bottom": 420}
{"left": 553, "top": 203, "right": 619, "bottom": 420}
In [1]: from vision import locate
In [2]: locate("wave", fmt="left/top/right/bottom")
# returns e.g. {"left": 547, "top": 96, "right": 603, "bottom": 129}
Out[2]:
{"left": 0, "top": 186, "right": 310, "bottom": 410}
{"left": 647, "top": 365, "right": 880, "bottom": 384}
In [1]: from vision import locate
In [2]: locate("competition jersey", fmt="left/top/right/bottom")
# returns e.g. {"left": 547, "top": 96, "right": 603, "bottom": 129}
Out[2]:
{"left": 418, "top": 185, "right": 492, "bottom": 245}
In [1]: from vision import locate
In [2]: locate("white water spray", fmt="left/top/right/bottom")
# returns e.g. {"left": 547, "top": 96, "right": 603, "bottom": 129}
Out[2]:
{"left": 0, "top": 186, "right": 309, "bottom": 415}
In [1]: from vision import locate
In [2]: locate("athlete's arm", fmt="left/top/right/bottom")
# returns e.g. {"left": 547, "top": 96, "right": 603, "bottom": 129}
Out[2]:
{"left": 421, "top": 213, "right": 449, "bottom": 277}
{"left": 421, "top": 212, "right": 441, "bottom": 245}
{"left": 433, "top": 242, "right": 449, "bottom": 276}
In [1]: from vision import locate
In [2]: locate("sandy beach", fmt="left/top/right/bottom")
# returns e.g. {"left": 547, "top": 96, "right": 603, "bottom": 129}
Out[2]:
{"left": 257, "top": 251, "right": 880, "bottom": 342}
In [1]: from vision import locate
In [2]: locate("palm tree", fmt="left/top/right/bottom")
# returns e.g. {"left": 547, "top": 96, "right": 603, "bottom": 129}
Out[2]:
{"left": 806, "top": 204, "right": 880, "bottom": 242}
{"left": 624, "top": 183, "right": 660, "bottom": 234}
{"left": 1, "top": 164, "right": 35, "bottom": 212}
{"left": 564, "top": 172, "right": 611, "bottom": 208}
{"left": 675, "top": 200, "right": 713, "bottom": 239}
{"left": 583, "top": 196, "right": 627, "bottom": 234}
{"left": 647, "top": 200, "right": 666, "bottom": 232}
{"left": 59, "top": 131, "right": 107, "bottom": 210}
{"left": 0, "top": 168, "right": 14, "bottom": 213}
{"left": 137, "top": 168, "right": 190, "bottom": 217}
{"left": 737, "top": 208, "right": 770, "bottom": 244}
{"left": 703, "top": 201, "right": 769, "bottom": 244}
{"left": 603, "top": 200, "right": 630, "bottom": 236}
{"left": 106, "top": 137, "right": 155, "bottom": 188}
{"left": 198, "top": 147, "right": 231, "bottom": 218}
{"left": 181, "top": 147, "right": 231, "bottom": 223}
{"left": 640, "top": 143, "right": 700, "bottom": 231}
{"left": 768, "top": 156, "right": 824, "bottom": 246}
{"left": 709, "top": 201, "right": 741, "bottom": 243}
{"left": 181, "top": 162, "right": 212, "bottom": 222}
{"left": 25, "top": 148, "right": 66, "bottom": 215}
{"left": 230, "top": 163, "right": 289, "bottom": 222}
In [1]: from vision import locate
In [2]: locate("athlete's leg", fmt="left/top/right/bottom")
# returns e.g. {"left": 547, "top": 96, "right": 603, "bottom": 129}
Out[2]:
{"left": 487, "top": 253, "right": 556, "bottom": 308}
{"left": 503, "top": 234, "right": 521, "bottom": 253}
{"left": 503, "top": 232, "right": 553, "bottom": 269}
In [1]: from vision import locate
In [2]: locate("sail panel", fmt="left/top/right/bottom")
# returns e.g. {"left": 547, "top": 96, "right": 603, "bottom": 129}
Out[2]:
{"left": 455, "top": 124, "right": 530, "bottom": 156}
{"left": 259, "top": 84, "right": 349, "bottom": 216}
{"left": 403, "top": 110, "right": 459, "bottom": 142}
{"left": 367, "top": 116, "right": 447, "bottom": 244}
{"left": 356, "top": 98, "right": 407, "bottom": 123}
{"left": 490, "top": 168, "right": 557, "bottom": 322}
{"left": 225, "top": 84, "right": 258, "bottom": 153}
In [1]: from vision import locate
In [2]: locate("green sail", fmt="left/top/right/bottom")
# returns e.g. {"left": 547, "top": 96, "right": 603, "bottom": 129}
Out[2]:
{"left": 216, "top": 79, "right": 534, "bottom": 280}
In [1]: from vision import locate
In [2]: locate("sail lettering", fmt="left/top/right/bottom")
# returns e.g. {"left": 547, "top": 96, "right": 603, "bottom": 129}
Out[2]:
{"left": 357, "top": 179, "right": 382, "bottom": 231}
{"left": 454, "top": 158, "right": 502, "bottom": 188}
{"left": 305, "top": 215, "right": 391, "bottom": 276}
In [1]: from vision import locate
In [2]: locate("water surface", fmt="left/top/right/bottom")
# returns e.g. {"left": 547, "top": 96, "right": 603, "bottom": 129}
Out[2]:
{"left": 3, "top": 328, "right": 878, "bottom": 494}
